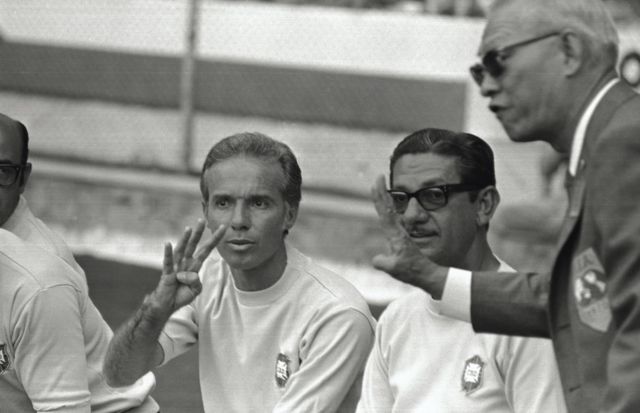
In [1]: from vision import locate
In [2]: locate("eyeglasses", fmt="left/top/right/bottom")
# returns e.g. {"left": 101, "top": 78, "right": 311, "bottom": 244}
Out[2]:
{"left": 387, "top": 183, "right": 484, "bottom": 213}
{"left": 0, "top": 163, "right": 30, "bottom": 187}
{"left": 470, "top": 31, "right": 560, "bottom": 86}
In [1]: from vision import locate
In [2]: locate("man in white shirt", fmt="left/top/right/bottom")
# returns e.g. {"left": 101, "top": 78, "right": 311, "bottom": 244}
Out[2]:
{"left": 370, "top": 1, "right": 640, "bottom": 412}
{"left": 0, "top": 113, "right": 158, "bottom": 412}
{"left": 104, "top": 132, "right": 375, "bottom": 412}
{"left": 358, "top": 128, "right": 565, "bottom": 412}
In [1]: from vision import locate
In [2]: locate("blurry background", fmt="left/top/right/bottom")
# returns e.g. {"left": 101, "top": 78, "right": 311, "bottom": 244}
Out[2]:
{"left": 1, "top": 0, "right": 638, "bottom": 411}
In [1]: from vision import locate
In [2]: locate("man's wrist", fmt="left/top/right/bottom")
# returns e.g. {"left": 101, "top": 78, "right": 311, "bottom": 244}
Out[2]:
{"left": 141, "top": 292, "right": 174, "bottom": 325}
{"left": 413, "top": 263, "right": 448, "bottom": 300}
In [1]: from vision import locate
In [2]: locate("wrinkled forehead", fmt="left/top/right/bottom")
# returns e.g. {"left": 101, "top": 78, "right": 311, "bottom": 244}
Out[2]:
{"left": 478, "top": 4, "right": 554, "bottom": 56}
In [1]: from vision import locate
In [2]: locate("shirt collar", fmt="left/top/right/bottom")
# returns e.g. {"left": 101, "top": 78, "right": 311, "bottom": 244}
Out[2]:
{"left": 2, "top": 195, "right": 28, "bottom": 232}
{"left": 568, "top": 79, "right": 618, "bottom": 176}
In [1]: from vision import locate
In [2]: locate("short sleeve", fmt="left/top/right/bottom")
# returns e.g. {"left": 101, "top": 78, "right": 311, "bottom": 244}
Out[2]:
{"left": 14, "top": 286, "right": 91, "bottom": 413}
{"left": 273, "top": 308, "right": 375, "bottom": 413}
{"left": 498, "top": 336, "right": 567, "bottom": 413}
{"left": 158, "top": 303, "right": 198, "bottom": 365}
{"left": 356, "top": 311, "right": 395, "bottom": 413}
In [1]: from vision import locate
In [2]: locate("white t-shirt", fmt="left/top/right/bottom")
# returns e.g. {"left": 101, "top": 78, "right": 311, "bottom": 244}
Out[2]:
{"left": 1, "top": 197, "right": 157, "bottom": 413}
{"left": 357, "top": 261, "right": 567, "bottom": 413}
{"left": 159, "top": 245, "right": 376, "bottom": 412}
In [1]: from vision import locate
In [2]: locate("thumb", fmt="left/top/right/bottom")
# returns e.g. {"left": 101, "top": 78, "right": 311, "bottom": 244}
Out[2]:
{"left": 372, "top": 253, "right": 398, "bottom": 274}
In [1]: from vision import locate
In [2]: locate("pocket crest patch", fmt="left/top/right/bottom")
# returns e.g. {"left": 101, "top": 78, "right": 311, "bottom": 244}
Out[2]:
{"left": 573, "top": 248, "right": 611, "bottom": 332}
{"left": 461, "top": 355, "right": 484, "bottom": 395}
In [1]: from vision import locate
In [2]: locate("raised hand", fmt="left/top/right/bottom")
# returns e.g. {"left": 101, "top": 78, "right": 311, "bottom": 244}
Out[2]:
{"left": 152, "top": 219, "right": 227, "bottom": 316}
{"left": 371, "top": 175, "right": 448, "bottom": 299}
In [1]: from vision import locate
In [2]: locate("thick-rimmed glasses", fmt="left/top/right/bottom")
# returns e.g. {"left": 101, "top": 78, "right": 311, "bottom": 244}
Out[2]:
{"left": 0, "top": 163, "right": 31, "bottom": 187}
{"left": 470, "top": 32, "right": 560, "bottom": 86}
{"left": 388, "top": 183, "right": 484, "bottom": 213}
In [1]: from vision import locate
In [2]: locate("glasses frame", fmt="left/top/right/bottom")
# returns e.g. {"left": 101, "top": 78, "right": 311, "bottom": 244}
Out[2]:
{"left": 387, "top": 183, "right": 485, "bottom": 213}
{"left": 470, "top": 31, "right": 561, "bottom": 86}
{"left": 0, "top": 162, "right": 31, "bottom": 187}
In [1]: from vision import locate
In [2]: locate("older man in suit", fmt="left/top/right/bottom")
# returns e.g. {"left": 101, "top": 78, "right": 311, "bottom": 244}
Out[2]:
{"left": 370, "top": 1, "right": 640, "bottom": 412}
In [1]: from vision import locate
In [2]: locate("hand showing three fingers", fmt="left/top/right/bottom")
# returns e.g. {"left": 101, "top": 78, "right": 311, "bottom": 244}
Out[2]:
{"left": 152, "top": 219, "right": 227, "bottom": 316}
{"left": 371, "top": 175, "right": 448, "bottom": 299}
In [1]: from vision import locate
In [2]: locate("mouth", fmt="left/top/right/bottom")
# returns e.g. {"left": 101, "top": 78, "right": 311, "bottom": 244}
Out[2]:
{"left": 408, "top": 230, "right": 437, "bottom": 244}
{"left": 226, "top": 239, "right": 255, "bottom": 251}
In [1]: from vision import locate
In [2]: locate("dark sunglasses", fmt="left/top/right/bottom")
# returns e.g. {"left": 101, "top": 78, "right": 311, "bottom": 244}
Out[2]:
{"left": 387, "top": 183, "right": 484, "bottom": 213}
{"left": 0, "top": 163, "right": 31, "bottom": 187}
{"left": 469, "top": 31, "right": 560, "bottom": 86}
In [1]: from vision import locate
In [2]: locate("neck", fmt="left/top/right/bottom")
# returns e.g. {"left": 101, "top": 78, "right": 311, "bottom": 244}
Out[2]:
{"left": 459, "top": 234, "right": 500, "bottom": 272}
{"left": 230, "top": 243, "right": 288, "bottom": 292}
{"left": 553, "top": 70, "right": 617, "bottom": 153}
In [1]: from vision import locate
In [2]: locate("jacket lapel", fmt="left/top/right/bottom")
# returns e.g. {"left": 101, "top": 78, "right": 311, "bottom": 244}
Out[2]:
{"left": 551, "top": 81, "right": 635, "bottom": 266}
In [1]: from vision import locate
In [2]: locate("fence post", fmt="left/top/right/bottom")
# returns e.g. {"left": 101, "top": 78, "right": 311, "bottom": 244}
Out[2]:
{"left": 180, "top": 0, "right": 201, "bottom": 172}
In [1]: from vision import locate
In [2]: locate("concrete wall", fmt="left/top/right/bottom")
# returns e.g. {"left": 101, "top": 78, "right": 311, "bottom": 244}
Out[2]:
{"left": 0, "top": 0, "right": 491, "bottom": 133}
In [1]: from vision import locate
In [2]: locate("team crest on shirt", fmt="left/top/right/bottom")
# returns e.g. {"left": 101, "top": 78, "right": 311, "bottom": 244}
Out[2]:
{"left": 0, "top": 344, "right": 10, "bottom": 375}
{"left": 275, "top": 353, "right": 290, "bottom": 388}
{"left": 461, "top": 355, "right": 484, "bottom": 395}
{"left": 573, "top": 248, "right": 611, "bottom": 332}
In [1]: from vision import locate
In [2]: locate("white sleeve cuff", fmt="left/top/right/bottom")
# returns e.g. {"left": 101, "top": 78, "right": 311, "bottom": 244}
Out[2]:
{"left": 439, "top": 267, "right": 472, "bottom": 323}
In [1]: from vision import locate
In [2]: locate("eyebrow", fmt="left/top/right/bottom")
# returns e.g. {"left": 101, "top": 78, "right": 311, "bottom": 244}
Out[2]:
{"left": 210, "top": 192, "right": 276, "bottom": 200}
{"left": 393, "top": 180, "right": 446, "bottom": 191}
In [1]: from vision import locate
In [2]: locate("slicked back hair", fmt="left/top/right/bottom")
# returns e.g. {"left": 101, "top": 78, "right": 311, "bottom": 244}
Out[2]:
{"left": 200, "top": 132, "right": 302, "bottom": 209}
{"left": 390, "top": 128, "right": 496, "bottom": 201}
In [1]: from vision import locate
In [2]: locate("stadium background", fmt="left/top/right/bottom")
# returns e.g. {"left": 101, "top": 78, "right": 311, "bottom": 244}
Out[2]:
{"left": 1, "top": 1, "right": 638, "bottom": 411}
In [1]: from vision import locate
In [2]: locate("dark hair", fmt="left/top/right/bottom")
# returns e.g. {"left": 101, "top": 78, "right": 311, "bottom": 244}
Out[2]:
{"left": 200, "top": 132, "right": 302, "bottom": 208}
{"left": 17, "top": 121, "right": 29, "bottom": 165}
{"left": 390, "top": 128, "right": 496, "bottom": 201}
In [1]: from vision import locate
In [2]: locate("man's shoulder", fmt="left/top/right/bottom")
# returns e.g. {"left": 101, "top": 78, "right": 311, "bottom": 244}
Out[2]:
{"left": 0, "top": 230, "right": 81, "bottom": 292}
{"left": 4, "top": 197, "right": 80, "bottom": 271}
{"left": 381, "top": 289, "right": 430, "bottom": 322}
{"left": 287, "top": 248, "right": 374, "bottom": 322}
{"left": 596, "top": 84, "right": 640, "bottom": 140}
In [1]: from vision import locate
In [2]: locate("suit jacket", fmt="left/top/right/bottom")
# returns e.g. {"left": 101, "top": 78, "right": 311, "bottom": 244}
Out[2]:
{"left": 470, "top": 81, "right": 640, "bottom": 413}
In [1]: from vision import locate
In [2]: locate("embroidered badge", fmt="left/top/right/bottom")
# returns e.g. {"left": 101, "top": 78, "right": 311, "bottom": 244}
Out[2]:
{"left": 0, "top": 344, "right": 10, "bottom": 375}
{"left": 461, "top": 355, "right": 484, "bottom": 395}
{"left": 573, "top": 248, "right": 611, "bottom": 332}
{"left": 275, "top": 353, "right": 290, "bottom": 388}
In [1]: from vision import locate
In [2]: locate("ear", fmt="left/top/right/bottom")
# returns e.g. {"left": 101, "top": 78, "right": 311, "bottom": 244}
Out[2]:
{"left": 283, "top": 203, "right": 298, "bottom": 233}
{"left": 19, "top": 163, "right": 32, "bottom": 194}
{"left": 475, "top": 186, "right": 500, "bottom": 227}
{"left": 559, "top": 30, "right": 585, "bottom": 77}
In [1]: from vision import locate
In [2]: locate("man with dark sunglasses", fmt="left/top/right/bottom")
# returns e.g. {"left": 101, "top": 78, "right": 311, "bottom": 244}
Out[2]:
{"left": 358, "top": 128, "right": 565, "bottom": 412}
{"left": 371, "top": 1, "right": 640, "bottom": 412}
{"left": 0, "top": 113, "right": 159, "bottom": 412}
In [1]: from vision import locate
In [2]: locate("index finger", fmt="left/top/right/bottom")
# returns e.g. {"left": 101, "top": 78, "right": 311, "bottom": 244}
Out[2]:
{"left": 184, "top": 219, "right": 206, "bottom": 258}
{"left": 371, "top": 175, "right": 406, "bottom": 240}
{"left": 192, "top": 224, "right": 227, "bottom": 271}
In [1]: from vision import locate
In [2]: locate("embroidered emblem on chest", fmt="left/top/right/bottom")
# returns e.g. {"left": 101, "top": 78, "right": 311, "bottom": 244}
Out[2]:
{"left": 275, "top": 353, "right": 290, "bottom": 388}
{"left": 461, "top": 355, "right": 484, "bottom": 395}
{"left": 0, "top": 344, "right": 10, "bottom": 375}
{"left": 573, "top": 247, "right": 611, "bottom": 332}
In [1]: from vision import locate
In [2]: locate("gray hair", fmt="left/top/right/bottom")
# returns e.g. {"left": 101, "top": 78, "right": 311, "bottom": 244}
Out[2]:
{"left": 491, "top": 0, "right": 619, "bottom": 70}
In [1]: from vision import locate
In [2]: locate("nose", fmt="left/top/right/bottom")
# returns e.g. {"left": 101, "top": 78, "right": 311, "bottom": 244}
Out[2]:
{"left": 401, "top": 197, "right": 429, "bottom": 227}
{"left": 479, "top": 73, "right": 500, "bottom": 97}
{"left": 230, "top": 201, "right": 250, "bottom": 230}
